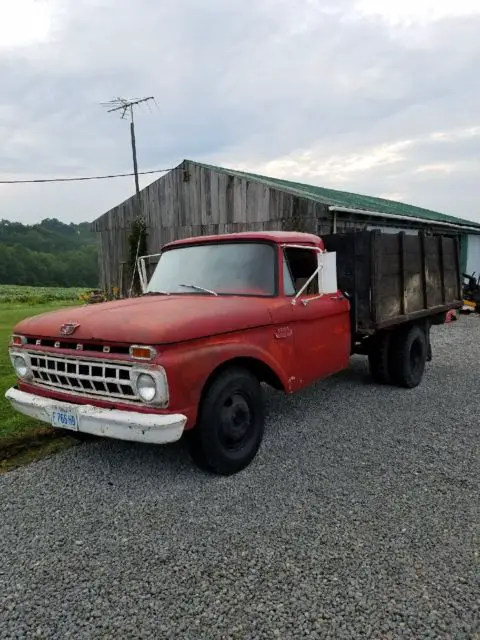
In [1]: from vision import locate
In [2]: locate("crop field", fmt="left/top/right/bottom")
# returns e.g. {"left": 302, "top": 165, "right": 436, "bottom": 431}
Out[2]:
{"left": 0, "top": 285, "right": 89, "bottom": 305}
{"left": 0, "top": 297, "right": 79, "bottom": 440}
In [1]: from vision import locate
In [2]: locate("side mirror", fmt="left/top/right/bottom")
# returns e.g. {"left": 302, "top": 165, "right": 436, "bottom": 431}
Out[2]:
{"left": 137, "top": 256, "right": 148, "bottom": 293}
{"left": 283, "top": 243, "right": 338, "bottom": 305}
{"left": 317, "top": 251, "right": 337, "bottom": 294}
{"left": 137, "top": 253, "right": 162, "bottom": 293}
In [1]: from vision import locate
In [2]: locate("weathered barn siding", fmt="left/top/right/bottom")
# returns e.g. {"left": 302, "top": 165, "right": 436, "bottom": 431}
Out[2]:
{"left": 92, "top": 161, "right": 333, "bottom": 292}
{"left": 92, "top": 160, "right": 467, "bottom": 293}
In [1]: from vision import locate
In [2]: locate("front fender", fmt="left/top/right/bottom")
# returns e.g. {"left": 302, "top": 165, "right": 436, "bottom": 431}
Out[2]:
{"left": 160, "top": 328, "right": 293, "bottom": 426}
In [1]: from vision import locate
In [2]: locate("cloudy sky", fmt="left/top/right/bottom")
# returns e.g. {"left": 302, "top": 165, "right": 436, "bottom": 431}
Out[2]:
{"left": 1, "top": 0, "right": 479, "bottom": 224}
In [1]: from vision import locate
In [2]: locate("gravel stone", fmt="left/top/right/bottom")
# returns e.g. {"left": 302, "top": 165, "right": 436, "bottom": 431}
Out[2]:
{"left": 0, "top": 318, "right": 479, "bottom": 639}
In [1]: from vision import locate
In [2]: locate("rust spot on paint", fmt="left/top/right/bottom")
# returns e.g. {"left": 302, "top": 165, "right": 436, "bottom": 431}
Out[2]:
{"left": 274, "top": 326, "right": 293, "bottom": 339}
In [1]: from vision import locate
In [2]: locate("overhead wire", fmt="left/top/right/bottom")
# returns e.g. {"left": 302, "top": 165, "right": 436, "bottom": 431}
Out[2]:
{"left": 0, "top": 168, "right": 175, "bottom": 185}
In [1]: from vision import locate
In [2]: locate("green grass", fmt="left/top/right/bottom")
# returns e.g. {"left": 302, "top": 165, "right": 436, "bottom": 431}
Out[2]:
{"left": 0, "top": 436, "right": 78, "bottom": 473}
{"left": 0, "top": 285, "right": 90, "bottom": 305}
{"left": 0, "top": 301, "right": 77, "bottom": 440}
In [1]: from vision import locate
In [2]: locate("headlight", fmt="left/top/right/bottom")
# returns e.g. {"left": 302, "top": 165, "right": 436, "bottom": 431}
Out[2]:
{"left": 9, "top": 351, "right": 32, "bottom": 381}
{"left": 13, "top": 354, "right": 29, "bottom": 378}
{"left": 136, "top": 373, "right": 157, "bottom": 403}
{"left": 132, "top": 367, "right": 169, "bottom": 406}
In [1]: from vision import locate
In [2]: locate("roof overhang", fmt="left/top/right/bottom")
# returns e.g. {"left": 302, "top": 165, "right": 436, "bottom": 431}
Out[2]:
{"left": 329, "top": 206, "right": 480, "bottom": 234}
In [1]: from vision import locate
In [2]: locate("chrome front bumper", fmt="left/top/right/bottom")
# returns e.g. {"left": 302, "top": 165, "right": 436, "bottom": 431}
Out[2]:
{"left": 5, "top": 387, "right": 187, "bottom": 445}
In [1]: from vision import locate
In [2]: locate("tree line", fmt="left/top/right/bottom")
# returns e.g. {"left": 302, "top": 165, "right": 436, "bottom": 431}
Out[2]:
{"left": 0, "top": 218, "right": 98, "bottom": 287}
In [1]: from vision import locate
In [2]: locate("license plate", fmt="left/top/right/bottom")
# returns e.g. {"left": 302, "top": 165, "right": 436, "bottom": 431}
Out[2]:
{"left": 51, "top": 407, "right": 79, "bottom": 431}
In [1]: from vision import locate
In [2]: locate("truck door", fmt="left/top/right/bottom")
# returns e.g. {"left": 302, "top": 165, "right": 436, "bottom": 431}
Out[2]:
{"left": 282, "top": 246, "right": 351, "bottom": 388}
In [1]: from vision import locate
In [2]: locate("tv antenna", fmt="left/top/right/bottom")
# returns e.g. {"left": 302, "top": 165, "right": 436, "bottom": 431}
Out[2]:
{"left": 102, "top": 96, "right": 155, "bottom": 297}
{"left": 102, "top": 96, "right": 155, "bottom": 195}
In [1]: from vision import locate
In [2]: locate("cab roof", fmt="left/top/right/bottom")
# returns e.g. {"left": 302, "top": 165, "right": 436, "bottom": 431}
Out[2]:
{"left": 164, "top": 230, "right": 322, "bottom": 249}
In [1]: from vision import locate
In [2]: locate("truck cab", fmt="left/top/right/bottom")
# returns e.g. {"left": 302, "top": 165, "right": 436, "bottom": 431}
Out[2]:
{"left": 140, "top": 231, "right": 351, "bottom": 391}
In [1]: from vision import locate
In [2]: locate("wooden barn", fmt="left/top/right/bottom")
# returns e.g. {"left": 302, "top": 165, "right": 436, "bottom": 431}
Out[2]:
{"left": 91, "top": 159, "right": 480, "bottom": 294}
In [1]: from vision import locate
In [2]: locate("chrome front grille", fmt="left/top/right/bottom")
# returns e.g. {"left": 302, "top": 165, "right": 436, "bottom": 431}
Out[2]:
{"left": 27, "top": 352, "right": 139, "bottom": 403}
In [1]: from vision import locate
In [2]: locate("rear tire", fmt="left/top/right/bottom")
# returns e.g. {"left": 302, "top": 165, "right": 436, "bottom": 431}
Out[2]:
{"left": 389, "top": 324, "right": 427, "bottom": 388}
{"left": 186, "top": 367, "right": 265, "bottom": 476}
{"left": 426, "top": 325, "right": 433, "bottom": 362}
{"left": 368, "top": 332, "right": 392, "bottom": 384}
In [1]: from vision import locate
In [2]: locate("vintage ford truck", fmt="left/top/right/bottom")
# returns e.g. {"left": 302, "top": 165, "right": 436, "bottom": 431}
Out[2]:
{"left": 6, "top": 230, "right": 462, "bottom": 474}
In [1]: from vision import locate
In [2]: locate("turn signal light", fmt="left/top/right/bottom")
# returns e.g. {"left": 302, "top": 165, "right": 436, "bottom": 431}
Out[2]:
{"left": 10, "top": 335, "right": 26, "bottom": 347}
{"left": 129, "top": 345, "right": 156, "bottom": 360}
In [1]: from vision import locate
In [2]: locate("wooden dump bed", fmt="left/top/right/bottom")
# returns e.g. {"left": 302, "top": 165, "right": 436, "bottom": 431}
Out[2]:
{"left": 322, "top": 230, "right": 462, "bottom": 336}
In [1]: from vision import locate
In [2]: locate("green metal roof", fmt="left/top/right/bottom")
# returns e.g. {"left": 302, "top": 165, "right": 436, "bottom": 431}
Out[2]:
{"left": 191, "top": 160, "right": 480, "bottom": 230}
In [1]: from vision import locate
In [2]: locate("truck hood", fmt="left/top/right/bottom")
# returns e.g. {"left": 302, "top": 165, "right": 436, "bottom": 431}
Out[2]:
{"left": 14, "top": 295, "right": 273, "bottom": 345}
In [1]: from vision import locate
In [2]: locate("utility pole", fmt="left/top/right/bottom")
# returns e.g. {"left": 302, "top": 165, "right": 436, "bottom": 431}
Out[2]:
{"left": 102, "top": 96, "right": 155, "bottom": 296}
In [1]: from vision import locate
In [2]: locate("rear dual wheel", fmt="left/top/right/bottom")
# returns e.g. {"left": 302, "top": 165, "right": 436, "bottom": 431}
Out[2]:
{"left": 369, "top": 324, "right": 428, "bottom": 389}
{"left": 389, "top": 324, "right": 427, "bottom": 388}
{"left": 368, "top": 332, "right": 392, "bottom": 384}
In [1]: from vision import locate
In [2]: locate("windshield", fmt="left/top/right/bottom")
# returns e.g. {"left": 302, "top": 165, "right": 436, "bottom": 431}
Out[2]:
{"left": 146, "top": 242, "right": 276, "bottom": 296}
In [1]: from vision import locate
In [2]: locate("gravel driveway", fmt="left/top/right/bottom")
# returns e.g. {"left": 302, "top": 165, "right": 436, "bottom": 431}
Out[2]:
{"left": 1, "top": 318, "right": 479, "bottom": 639}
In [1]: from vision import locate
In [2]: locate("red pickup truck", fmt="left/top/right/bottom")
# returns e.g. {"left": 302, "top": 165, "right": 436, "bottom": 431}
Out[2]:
{"left": 6, "top": 230, "right": 461, "bottom": 475}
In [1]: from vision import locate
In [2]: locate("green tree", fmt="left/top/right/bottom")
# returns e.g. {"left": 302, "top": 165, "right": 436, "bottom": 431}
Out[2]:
{"left": 0, "top": 218, "right": 99, "bottom": 287}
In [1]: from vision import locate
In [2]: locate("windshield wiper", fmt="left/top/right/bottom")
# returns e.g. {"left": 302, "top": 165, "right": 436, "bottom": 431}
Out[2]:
{"left": 142, "top": 290, "right": 170, "bottom": 296}
{"left": 178, "top": 283, "right": 218, "bottom": 296}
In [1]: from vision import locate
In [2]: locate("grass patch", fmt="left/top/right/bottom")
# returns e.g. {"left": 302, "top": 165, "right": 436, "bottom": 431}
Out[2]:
{"left": 0, "top": 301, "right": 78, "bottom": 440}
{"left": 0, "top": 435, "right": 79, "bottom": 474}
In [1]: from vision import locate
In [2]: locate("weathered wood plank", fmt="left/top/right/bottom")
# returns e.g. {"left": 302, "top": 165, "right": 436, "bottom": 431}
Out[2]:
{"left": 216, "top": 172, "right": 228, "bottom": 224}
{"left": 399, "top": 232, "right": 406, "bottom": 315}
{"left": 209, "top": 171, "right": 219, "bottom": 224}
{"left": 200, "top": 167, "right": 208, "bottom": 225}
{"left": 438, "top": 236, "right": 446, "bottom": 304}
{"left": 425, "top": 237, "right": 442, "bottom": 307}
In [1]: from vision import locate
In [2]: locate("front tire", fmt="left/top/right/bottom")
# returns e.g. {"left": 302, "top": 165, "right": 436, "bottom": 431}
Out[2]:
{"left": 186, "top": 367, "right": 265, "bottom": 475}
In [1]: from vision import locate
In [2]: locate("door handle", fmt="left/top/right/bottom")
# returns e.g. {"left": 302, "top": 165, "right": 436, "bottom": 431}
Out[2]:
{"left": 330, "top": 295, "right": 345, "bottom": 301}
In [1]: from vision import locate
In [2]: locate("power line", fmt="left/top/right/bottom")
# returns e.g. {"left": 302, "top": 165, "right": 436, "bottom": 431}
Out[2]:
{"left": 0, "top": 167, "right": 174, "bottom": 185}
{"left": 2, "top": 97, "right": 161, "bottom": 187}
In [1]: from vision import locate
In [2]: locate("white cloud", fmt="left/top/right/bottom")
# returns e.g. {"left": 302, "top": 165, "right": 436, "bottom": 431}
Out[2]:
{"left": 355, "top": 0, "right": 480, "bottom": 24}
{"left": 429, "top": 126, "right": 480, "bottom": 143}
{"left": 0, "top": 0, "right": 479, "bottom": 224}
{"left": 378, "top": 192, "right": 406, "bottom": 201}
{"left": 0, "top": 0, "right": 57, "bottom": 48}
{"left": 415, "top": 163, "right": 455, "bottom": 174}
{"left": 232, "top": 140, "right": 413, "bottom": 183}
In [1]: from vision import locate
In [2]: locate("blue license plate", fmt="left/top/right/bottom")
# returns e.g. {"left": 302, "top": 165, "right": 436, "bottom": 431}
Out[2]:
{"left": 51, "top": 408, "right": 79, "bottom": 431}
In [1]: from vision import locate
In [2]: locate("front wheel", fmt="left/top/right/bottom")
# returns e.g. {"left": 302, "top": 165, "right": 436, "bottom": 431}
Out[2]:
{"left": 186, "top": 367, "right": 265, "bottom": 475}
